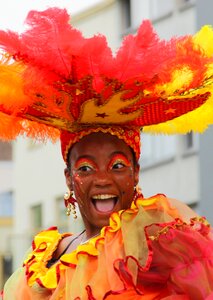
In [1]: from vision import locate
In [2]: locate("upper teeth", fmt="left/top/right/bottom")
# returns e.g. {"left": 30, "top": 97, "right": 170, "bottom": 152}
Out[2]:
{"left": 92, "top": 194, "right": 117, "bottom": 200}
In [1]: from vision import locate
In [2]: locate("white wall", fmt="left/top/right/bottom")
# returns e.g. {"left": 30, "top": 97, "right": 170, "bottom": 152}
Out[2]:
{"left": 0, "top": 162, "right": 13, "bottom": 193}
{"left": 140, "top": 153, "right": 199, "bottom": 204}
{"left": 13, "top": 139, "right": 67, "bottom": 267}
{"left": 154, "top": 5, "right": 196, "bottom": 38}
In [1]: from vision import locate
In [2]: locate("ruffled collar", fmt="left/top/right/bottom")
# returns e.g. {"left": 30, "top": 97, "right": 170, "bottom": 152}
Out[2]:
{"left": 23, "top": 195, "right": 179, "bottom": 289}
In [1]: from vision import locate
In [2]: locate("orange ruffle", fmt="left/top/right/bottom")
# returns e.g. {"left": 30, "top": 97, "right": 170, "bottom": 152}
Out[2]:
{"left": 5, "top": 195, "right": 213, "bottom": 300}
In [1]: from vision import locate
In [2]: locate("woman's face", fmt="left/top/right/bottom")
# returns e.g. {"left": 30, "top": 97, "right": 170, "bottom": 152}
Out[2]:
{"left": 65, "top": 132, "right": 139, "bottom": 234}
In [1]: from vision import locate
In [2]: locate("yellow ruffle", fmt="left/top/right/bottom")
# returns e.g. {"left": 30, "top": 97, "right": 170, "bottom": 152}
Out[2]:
{"left": 23, "top": 194, "right": 180, "bottom": 290}
{"left": 23, "top": 227, "right": 66, "bottom": 288}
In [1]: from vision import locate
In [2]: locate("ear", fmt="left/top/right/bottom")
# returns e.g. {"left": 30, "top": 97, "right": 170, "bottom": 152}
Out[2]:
{"left": 64, "top": 167, "right": 73, "bottom": 191}
{"left": 134, "top": 163, "right": 140, "bottom": 186}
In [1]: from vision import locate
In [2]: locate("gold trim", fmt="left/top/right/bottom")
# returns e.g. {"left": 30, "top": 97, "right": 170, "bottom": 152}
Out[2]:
{"left": 63, "top": 126, "right": 141, "bottom": 163}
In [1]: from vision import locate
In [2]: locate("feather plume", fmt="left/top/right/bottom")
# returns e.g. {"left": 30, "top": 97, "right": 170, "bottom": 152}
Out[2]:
{"left": 0, "top": 113, "right": 23, "bottom": 140}
{"left": 76, "top": 34, "right": 113, "bottom": 91}
{"left": 113, "top": 20, "right": 175, "bottom": 82}
{"left": 0, "top": 56, "right": 31, "bottom": 109}
{"left": 0, "top": 111, "right": 59, "bottom": 142}
{"left": 0, "top": 8, "right": 86, "bottom": 78}
{"left": 0, "top": 8, "right": 213, "bottom": 142}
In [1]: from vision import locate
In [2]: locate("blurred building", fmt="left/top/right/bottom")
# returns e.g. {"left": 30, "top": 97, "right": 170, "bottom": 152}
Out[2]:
{"left": 2, "top": 0, "right": 213, "bottom": 283}
{"left": 0, "top": 142, "right": 13, "bottom": 289}
{"left": 140, "top": 0, "right": 213, "bottom": 223}
{"left": 196, "top": 0, "right": 213, "bottom": 233}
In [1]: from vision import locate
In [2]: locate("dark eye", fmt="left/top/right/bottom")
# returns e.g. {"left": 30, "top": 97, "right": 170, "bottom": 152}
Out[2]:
{"left": 78, "top": 165, "right": 93, "bottom": 172}
{"left": 112, "top": 162, "right": 125, "bottom": 169}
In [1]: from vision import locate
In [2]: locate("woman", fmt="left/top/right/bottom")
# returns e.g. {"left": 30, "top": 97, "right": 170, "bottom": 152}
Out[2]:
{"left": 0, "top": 7, "right": 213, "bottom": 299}
{"left": 2, "top": 130, "right": 212, "bottom": 299}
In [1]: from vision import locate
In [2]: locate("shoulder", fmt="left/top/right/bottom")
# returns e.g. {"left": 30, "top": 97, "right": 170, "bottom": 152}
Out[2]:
{"left": 24, "top": 227, "right": 71, "bottom": 270}
{"left": 54, "top": 231, "right": 84, "bottom": 258}
{"left": 25, "top": 227, "right": 83, "bottom": 268}
{"left": 31, "top": 226, "right": 70, "bottom": 255}
{"left": 21, "top": 227, "right": 72, "bottom": 288}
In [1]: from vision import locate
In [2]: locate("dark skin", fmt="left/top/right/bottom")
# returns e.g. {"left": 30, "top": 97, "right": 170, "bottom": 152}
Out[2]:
{"left": 54, "top": 133, "right": 139, "bottom": 257}
{"left": 55, "top": 132, "right": 197, "bottom": 258}
{"left": 65, "top": 132, "right": 139, "bottom": 238}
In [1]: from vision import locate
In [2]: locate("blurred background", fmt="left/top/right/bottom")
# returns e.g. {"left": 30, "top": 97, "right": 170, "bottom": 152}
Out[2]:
{"left": 0, "top": 0, "right": 213, "bottom": 289}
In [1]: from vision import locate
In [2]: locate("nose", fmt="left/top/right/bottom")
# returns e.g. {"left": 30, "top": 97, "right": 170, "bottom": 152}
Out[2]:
{"left": 93, "top": 169, "right": 112, "bottom": 187}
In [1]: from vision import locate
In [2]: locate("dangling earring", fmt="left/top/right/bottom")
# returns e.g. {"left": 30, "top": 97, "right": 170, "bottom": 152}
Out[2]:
{"left": 64, "top": 190, "right": 77, "bottom": 219}
{"left": 133, "top": 185, "right": 143, "bottom": 201}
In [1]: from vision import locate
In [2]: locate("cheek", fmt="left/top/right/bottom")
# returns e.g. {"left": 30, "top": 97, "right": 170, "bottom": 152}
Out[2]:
{"left": 72, "top": 173, "right": 90, "bottom": 205}
{"left": 116, "top": 172, "right": 135, "bottom": 194}
{"left": 72, "top": 175, "right": 82, "bottom": 200}
{"left": 72, "top": 173, "right": 84, "bottom": 192}
{"left": 72, "top": 174, "right": 91, "bottom": 218}
{"left": 125, "top": 169, "right": 135, "bottom": 182}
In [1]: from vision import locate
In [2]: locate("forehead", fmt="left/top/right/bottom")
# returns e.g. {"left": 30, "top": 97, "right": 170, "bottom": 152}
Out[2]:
{"left": 69, "top": 132, "right": 133, "bottom": 161}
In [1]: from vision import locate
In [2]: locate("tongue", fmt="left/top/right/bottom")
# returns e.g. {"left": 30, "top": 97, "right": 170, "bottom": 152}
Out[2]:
{"left": 94, "top": 199, "right": 115, "bottom": 212}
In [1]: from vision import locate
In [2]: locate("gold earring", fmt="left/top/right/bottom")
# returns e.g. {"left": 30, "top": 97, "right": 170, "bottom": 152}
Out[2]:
{"left": 64, "top": 190, "right": 77, "bottom": 219}
{"left": 71, "top": 202, "right": 77, "bottom": 219}
{"left": 133, "top": 185, "right": 143, "bottom": 201}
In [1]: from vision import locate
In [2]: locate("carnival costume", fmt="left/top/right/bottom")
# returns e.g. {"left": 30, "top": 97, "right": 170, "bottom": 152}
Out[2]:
{"left": 0, "top": 7, "right": 213, "bottom": 299}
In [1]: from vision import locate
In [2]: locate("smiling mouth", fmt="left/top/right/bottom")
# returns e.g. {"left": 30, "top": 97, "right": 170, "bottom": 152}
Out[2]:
{"left": 92, "top": 194, "right": 118, "bottom": 213}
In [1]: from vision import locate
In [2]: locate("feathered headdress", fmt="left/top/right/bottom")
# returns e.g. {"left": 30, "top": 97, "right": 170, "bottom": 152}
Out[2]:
{"left": 0, "top": 7, "right": 213, "bottom": 161}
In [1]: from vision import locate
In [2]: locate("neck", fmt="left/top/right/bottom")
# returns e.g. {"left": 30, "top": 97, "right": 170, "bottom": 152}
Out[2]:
{"left": 80, "top": 229, "right": 100, "bottom": 245}
{"left": 81, "top": 216, "right": 103, "bottom": 241}
{"left": 85, "top": 228, "right": 100, "bottom": 240}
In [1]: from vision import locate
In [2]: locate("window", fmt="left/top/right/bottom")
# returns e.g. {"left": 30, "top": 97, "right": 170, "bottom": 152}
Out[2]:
{"left": 120, "top": 0, "right": 174, "bottom": 32}
{"left": 0, "top": 192, "right": 13, "bottom": 217}
{"left": 0, "top": 142, "right": 12, "bottom": 161}
{"left": 0, "top": 254, "right": 13, "bottom": 289}
{"left": 140, "top": 134, "right": 176, "bottom": 167}
{"left": 120, "top": 0, "right": 150, "bottom": 31}
{"left": 185, "top": 132, "right": 193, "bottom": 149}
{"left": 149, "top": 0, "right": 174, "bottom": 21}
{"left": 31, "top": 204, "right": 42, "bottom": 231}
{"left": 181, "top": 0, "right": 195, "bottom": 4}
{"left": 178, "top": 0, "right": 196, "bottom": 10}
{"left": 3, "top": 254, "right": 12, "bottom": 286}
{"left": 182, "top": 132, "right": 198, "bottom": 153}
{"left": 55, "top": 197, "right": 69, "bottom": 233}
{"left": 120, "top": 0, "right": 131, "bottom": 30}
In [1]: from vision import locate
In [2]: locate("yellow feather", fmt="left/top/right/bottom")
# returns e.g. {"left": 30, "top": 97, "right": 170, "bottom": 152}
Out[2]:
{"left": 0, "top": 55, "right": 29, "bottom": 109}
{"left": 143, "top": 93, "right": 213, "bottom": 134}
{"left": 193, "top": 25, "right": 213, "bottom": 57}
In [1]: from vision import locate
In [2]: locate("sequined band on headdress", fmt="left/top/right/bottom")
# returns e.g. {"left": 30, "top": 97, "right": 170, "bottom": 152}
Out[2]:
{"left": 60, "top": 127, "right": 141, "bottom": 164}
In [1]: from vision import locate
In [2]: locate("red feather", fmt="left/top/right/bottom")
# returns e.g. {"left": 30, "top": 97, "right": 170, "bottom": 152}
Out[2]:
{"left": 113, "top": 20, "right": 175, "bottom": 82}
{"left": 76, "top": 34, "right": 114, "bottom": 92}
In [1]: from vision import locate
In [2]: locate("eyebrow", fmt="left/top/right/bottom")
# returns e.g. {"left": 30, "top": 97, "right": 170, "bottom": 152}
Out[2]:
{"left": 76, "top": 152, "right": 128, "bottom": 160}
{"left": 71, "top": 155, "right": 96, "bottom": 168}
{"left": 71, "top": 152, "right": 130, "bottom": 168}
{"left": 75, "top": 154, "right": 96, "bottom": 161}
{"left": 109, "top": 151, "right": 129, "bottom": 159}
